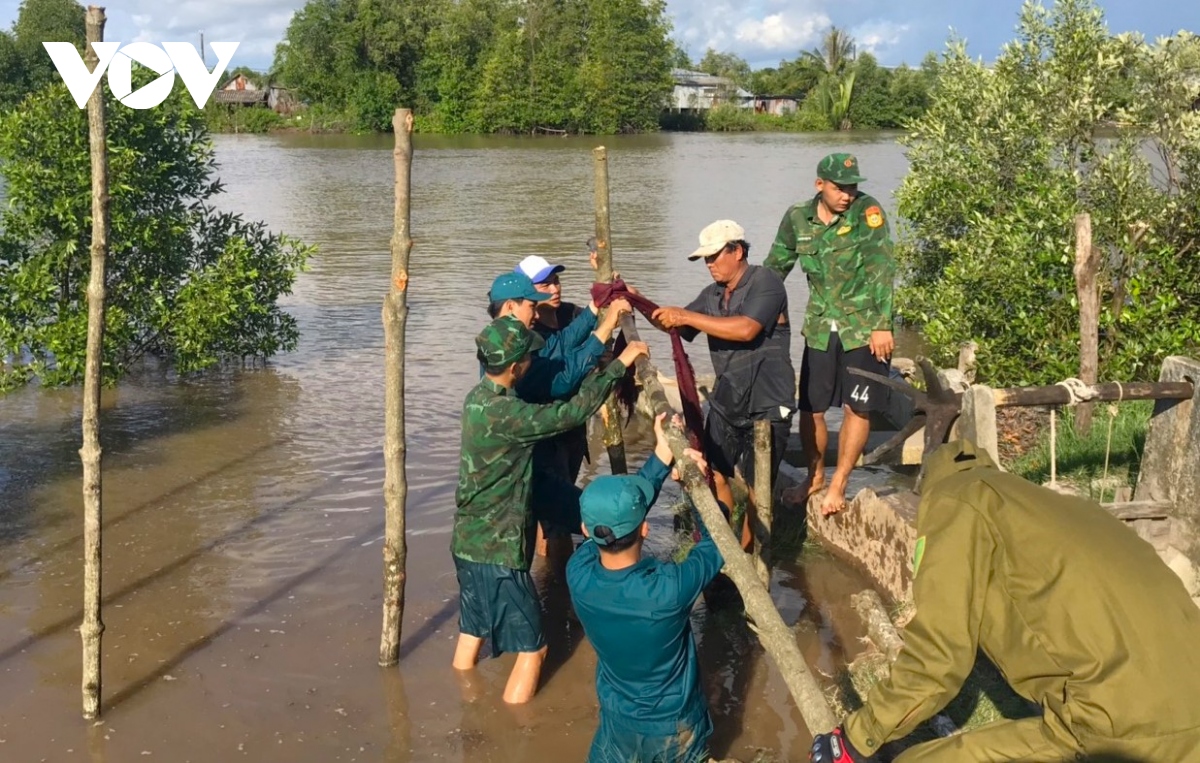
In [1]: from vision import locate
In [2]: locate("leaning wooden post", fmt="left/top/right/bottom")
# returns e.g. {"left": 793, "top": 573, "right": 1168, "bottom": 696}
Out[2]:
{"left": 752, "top": 419, "right": 773, "bottom": 588}
{"left": 620, "top": 314, "right": 837, "bottom": 734}
{"left": 1074, "top": 212, "right": 1100, "bottom": 434}
{"left": 379, "top": 108, "right": 413, "bottom": 667}
{"left": 80, "top": 4, "right": 109, "bottom": 720}
{"left": 592, "top": 146, "right": 628, "bottom": 474}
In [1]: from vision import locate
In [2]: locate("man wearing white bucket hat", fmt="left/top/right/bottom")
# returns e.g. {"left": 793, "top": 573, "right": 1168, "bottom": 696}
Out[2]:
{"left": 652, "top": 220, "right": 796, "bottom": 550}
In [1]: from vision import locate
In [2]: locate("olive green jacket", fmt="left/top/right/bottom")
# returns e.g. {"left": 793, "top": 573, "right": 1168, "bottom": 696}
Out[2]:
{"left": 845, "top": 441, "right": 1200, "bottom": 760}
{"left": 763, "top": 193, "right": 895, "bottom": 352}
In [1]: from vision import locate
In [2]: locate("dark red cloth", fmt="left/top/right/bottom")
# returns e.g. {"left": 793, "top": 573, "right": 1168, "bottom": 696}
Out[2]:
{"left": 590, "top": 279, "right": 706, "bottom": 454}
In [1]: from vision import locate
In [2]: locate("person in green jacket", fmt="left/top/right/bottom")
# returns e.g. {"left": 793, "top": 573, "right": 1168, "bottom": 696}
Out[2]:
{"left": 567, "top": 413, "right": 722, "bottom": 763}
{"left": 451, "top": 315, "right": 648, "bottom": 704}
{"left": 764, "top": 153, "right": 896, "bottom": 517}
{"left": 810, "top": 440, "right": 1200, "bottom": 762}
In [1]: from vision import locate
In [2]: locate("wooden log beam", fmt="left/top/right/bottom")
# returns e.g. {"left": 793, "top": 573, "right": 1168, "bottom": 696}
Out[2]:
{"left": 81, "top": 4, "right": 110, "bottom": 720}
{"left": 593, "top": 146, "right": 627, "bottom": 474}
{"left": 1074, "top": 213, "right": 1101, "bottom": 433}
{"left": 379, "top": 108, "right": 413, "bottom": 667}
{"left": 752, "top": 420, "right": 773, "bottom": 589}
{"left": 619, "top": 314, "right": 838, "bottom": 735}
{"left": 992, "top": 380, "right": 1193, "bottom": 408}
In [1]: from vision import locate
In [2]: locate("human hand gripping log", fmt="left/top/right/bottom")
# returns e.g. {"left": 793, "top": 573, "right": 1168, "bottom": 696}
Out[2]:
{"left": 617, "top": 312, "right": 839, "bottom": 736}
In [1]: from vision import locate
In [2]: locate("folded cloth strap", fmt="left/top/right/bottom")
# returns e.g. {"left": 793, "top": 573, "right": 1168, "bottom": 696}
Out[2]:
{"left": 590, "top": 279, "right": 706, "bottom": 454}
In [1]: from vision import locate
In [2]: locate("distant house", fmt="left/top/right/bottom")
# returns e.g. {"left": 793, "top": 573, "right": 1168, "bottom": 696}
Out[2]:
{"left": 752, "top": 95, "right": 799, "bottom": 116}
{"left": 212, "top": 74, "right": 298, "bottom": 114}
{"left": 213, "top": 74, "right": 268, "bottom": 107}
{"left": 669, "top": 68, "right": 752, "bottom": 112}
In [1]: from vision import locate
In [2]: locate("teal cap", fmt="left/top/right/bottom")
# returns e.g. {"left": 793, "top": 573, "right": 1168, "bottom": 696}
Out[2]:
{"left": 490, "top": 272, "right": 551, "bottom": 303}
{"left": 580, "top": 475, "right": 656, "bottom": 545}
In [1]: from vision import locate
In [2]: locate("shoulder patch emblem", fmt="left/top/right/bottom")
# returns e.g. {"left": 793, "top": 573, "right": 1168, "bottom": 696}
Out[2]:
{"left": 836, "top": 225, "right": 852, "bottom": 236}
{"left": 865, "top": 206, "right": 885, "bottom": 229}
{"left": 912, "top": 536, "right": 926, "bottom": 577}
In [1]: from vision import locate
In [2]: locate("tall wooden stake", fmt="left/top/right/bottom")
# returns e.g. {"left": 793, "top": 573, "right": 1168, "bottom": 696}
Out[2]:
{"left": 1074, "top": 212, "right": 1100, "bottom": 434}
{"left": 80, "top": 5, "right": 110, "bottom": 720}
{"left": 379, "top": 108, "right": 413, "bottom": 667}
{"left": 752, "top": 420, "right": 773, "bottom": 588}
{"left": 592, "top": 146, "right": 627, "bottom": 474}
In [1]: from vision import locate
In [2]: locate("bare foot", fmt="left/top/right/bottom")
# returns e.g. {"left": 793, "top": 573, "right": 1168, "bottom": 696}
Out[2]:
{"left": 820, "top": 476, "right": 848, "bottom": 516}
{"left": 782, "top": 472, "right": 825, "bottom": 506}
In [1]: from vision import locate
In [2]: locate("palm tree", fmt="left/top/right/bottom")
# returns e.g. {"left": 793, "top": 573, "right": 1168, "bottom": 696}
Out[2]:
{"left": 812, "top": 68, "right": 856, "bottom": 130}
{"left": 802, "top": 26, "right": 856, "bottom": 76}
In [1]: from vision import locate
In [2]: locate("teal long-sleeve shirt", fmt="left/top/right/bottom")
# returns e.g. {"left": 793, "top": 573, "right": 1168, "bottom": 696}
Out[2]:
{"left": 566, "top": 455, "right": 725, "bottom": 736}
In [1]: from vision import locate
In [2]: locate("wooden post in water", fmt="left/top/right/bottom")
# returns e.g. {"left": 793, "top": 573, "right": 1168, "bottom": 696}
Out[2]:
{"left": 379, "top": 108, "right": 414, "bottom": 667}
{"left": 752, "top": 420, "right": 773, "bottom": 588}
{"left": 1074, "top": 212, "right": 1100, "bottom": 434}
{"left": 80, "top": 4, "right": 110, "bottom": 720}
{"left": 592, "top": 146, "right": 627, "bottom": 474}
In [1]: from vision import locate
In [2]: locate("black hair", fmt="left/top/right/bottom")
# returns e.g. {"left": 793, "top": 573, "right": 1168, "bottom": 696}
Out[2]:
{"left": 487, "top": 297, "right": 528, "bottom": 319}
{"left": 726, "top": 239, "right": 751, "bottom": 261}
{"left": 477, "top": 349, "right": 511, "bottom": 376}
{"left": 593, "top": 525, "right": 641, "bottom": 553}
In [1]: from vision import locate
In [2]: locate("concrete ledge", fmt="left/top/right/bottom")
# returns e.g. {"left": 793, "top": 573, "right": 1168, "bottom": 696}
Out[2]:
{"left": 778, "top": 465, "right": 919, "bottom": 603}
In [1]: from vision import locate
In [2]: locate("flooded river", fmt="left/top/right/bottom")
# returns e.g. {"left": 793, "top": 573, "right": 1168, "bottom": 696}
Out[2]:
{"left": 0, "top": 130, "right": 913, "bottom": 762}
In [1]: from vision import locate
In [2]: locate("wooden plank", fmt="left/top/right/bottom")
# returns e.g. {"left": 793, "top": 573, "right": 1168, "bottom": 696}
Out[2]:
{"left": 993, "top": 381, "right": 1193, "bottom": 407}
{"left": 1101, "top": 501, "right": 1173, "bottom": 521}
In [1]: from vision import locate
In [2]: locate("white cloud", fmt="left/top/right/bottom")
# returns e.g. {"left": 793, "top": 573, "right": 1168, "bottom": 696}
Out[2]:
{"left": 850, "top": 19, "right": 912, "bottom": 58}
{"left": 735, "top": 11, "right": 831, "bottom": 54}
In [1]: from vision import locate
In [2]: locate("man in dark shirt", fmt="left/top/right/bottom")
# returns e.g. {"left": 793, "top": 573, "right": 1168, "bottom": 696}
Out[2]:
{"left": 652, "top": 220, "right": 796, "bottom": 548}
{"left": 567, "top": 413, "right": 721, "bottom": 763}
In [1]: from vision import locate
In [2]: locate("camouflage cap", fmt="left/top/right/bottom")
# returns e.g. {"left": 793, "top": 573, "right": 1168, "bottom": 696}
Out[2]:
{"left": 817, "top": 153, "right": 867, "bottom": 185}
{"left": 475, "top": 315, "right": 545, "bottom": 368}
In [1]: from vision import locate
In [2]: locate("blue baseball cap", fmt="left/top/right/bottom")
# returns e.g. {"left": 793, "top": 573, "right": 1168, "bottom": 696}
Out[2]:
{"left": 515, "top": 255, "right": 566, "bottom": 284}
{"left": 580, "top": 475, "right": 656, "bottom": 545}
{"left": 489, "top": 272, "right": 551, "bottom": 303}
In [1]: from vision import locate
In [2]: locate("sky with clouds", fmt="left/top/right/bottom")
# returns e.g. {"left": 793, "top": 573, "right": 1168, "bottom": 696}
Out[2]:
{"left": 0, "top": 0, "right": 1197, "bottom": 72}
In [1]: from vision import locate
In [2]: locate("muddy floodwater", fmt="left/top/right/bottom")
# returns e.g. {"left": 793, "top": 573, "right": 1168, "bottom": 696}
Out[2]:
{"left": 0, "top": 131, "right": 914, "bottom": 762}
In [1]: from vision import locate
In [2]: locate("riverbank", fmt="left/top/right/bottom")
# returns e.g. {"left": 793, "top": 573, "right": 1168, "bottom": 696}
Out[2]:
{"left": 203, "top": 104, "right": 884, "bottom": 137}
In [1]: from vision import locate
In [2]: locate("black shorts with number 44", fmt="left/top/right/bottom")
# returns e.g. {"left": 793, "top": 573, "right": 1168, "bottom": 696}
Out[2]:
{"left": 798, "top": 332, "right": 890, "bottom": 414}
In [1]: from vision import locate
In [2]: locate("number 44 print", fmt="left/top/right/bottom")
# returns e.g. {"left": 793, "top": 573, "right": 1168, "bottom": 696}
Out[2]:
{"left": 850, "top": 384, "right": 870, "bottom": 404}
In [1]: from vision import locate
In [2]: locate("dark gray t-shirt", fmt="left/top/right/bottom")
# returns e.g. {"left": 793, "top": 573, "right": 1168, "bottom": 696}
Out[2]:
{"left": 681, "top": 265, "right": 796, "bottom": 426}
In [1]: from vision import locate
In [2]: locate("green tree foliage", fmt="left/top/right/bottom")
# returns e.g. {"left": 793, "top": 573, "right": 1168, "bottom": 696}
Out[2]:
{"left": 12, "top": 0, "right": 84, "bottom": 92}
{"left": 698, "top": 48, "right": 751, "bottom": 89}
{"left": 274, "top": 0, "right": 674, "bottom": 134}
{"left": 0, "top": 85, "right": 313, "bottom": 390}
{"left": 803, "top": 26, "right": 856, "bottom": 76}
{"left": 0, "top": 31, "right": 25, "bottom": 110}
{"left": 897, "top": 0, "right": 1200, "bottom": 386}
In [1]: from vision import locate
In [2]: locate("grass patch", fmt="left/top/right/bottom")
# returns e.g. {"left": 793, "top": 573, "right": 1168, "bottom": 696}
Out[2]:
{"left": 1007, "top": 400, "right": 1152, "bottom": 500}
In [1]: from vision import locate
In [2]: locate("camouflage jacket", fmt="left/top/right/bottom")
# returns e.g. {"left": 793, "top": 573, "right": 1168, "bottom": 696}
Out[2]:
{"left": 452, "top": 360, "right": 627, "bottom": 570}
{"left": 763, "top": 192, "right": 896, "bottom": 352}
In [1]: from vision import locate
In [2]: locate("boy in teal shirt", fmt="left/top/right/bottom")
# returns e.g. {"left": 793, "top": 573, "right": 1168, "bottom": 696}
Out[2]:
{"left": 567, "top": 413, "right": 724, "bottom": 763}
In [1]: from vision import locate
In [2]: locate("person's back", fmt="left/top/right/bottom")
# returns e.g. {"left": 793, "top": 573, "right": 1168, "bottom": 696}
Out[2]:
{"left": 939, "top": 455, "right": 1200, "bottom": 752}
{"left": 569, "top": 525, "right": 716, "bottom": 731}
{"left": 567, "top": 415, "right": 723, "bottom": 763}
{"left": 837, "top": 440, "right": 1200, "bottom": 762}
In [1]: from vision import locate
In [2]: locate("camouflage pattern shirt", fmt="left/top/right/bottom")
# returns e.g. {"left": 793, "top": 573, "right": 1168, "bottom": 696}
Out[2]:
{"left": 763, "top": 192, "right": 896, "bottom": 352}
{"left": 452, "top": 360, "right": 627, "bottom": 570}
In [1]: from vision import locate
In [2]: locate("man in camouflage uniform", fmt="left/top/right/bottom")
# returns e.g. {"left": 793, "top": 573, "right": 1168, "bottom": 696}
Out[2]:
{"left": 452, "top": 314, "right": 647, "bottom": 704}
{"left": 810, "top": 440, "right": 1200, "bottom": 762}
{"left": 764, "top": 153, "right": 896, "bottom": 516}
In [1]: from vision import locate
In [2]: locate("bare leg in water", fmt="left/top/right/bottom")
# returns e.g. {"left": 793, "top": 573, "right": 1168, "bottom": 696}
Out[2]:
{"left": 503, "top": 647, "right": 548, "bottom": 704}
